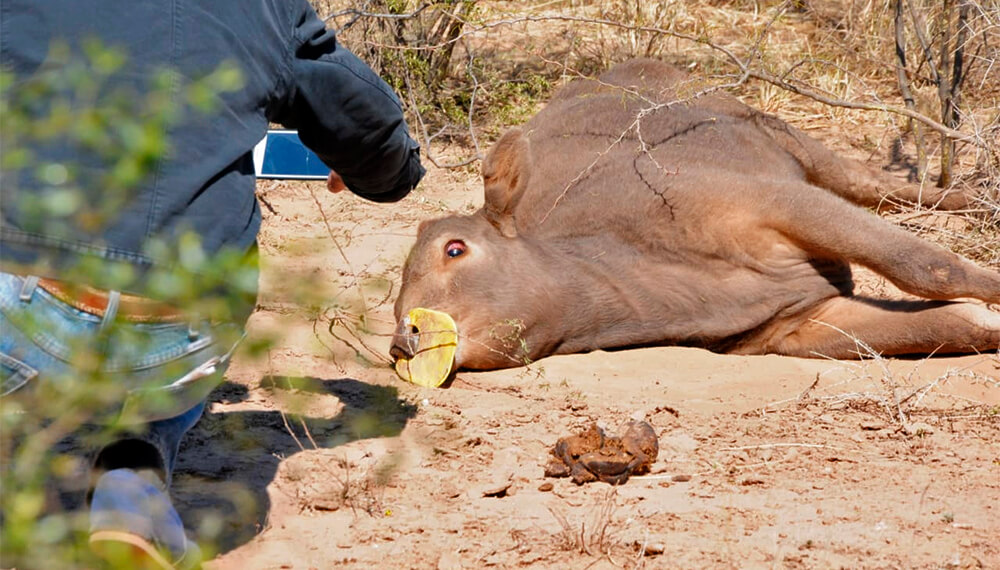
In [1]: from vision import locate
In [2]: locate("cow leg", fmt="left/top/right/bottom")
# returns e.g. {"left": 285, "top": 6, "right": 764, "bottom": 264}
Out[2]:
{"left": 749, "top": 296, "right": 1000, "bottom": 358}
{"left": 766, "top": 183, "right": 1000, "bottom": 304}
{"left": 755, "top": 115, "right": 971, "bottom": 210}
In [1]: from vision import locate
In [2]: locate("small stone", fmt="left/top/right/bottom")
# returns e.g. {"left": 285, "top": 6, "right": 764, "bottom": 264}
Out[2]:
{"left": 479, "top": 480, "right": 513, "bottom": 498}
{"left": 538, "top": 481, "right": 554, "bottom": 492}
{"left": 952, "top": 522, "right": 974, "bottom": 530}
{"left": 643, "top": 542, "right": 665, "bottom": 556}
{"left": 671, "top": 474, "right": 692, "bottom": 482}
{"left": 312, "top": 499, "right": 342, "bottom": 511}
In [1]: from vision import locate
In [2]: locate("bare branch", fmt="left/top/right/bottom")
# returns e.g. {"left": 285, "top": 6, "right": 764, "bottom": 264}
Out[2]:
{"left": 894, "top": 0, "right": 928, "bottom": 177}
{"left": 906, "top": 0, "right": 942, "bottom": 85}
{"left": 401, "top": 51, "right": 484, "bottom": 169}
{"left": 746, "top": 69, "right": 975, "bottom": 143}
{"left": 325, "top": 3, "right": 433, "bottom": 30}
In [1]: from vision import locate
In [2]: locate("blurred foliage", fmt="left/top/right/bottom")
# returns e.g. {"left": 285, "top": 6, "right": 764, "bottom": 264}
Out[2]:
{"left": 0, "top": 40, "right": 268, "bottom": 568}
{"left": 3, "top": 40, "right": 242, "bottom": 239}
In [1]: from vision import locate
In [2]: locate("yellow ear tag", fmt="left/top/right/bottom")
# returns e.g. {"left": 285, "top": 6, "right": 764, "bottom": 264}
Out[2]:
{"left": 394, "top": 308, "right": 459, "bottom": 388}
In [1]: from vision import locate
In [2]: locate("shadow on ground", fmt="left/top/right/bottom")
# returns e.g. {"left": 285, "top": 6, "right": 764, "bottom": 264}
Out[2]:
{"left": 171, "top": 376, "right": 416, "bottom": 555}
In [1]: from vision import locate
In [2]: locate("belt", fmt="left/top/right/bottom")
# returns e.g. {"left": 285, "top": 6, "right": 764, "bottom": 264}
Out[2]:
{"left": 37, "top": 278, "right": 187, "bottom": 323}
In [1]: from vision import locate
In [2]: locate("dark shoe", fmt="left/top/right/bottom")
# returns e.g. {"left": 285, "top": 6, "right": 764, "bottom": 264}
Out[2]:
{"left": 89, "top": 469, "right": 201, "bottom": 569}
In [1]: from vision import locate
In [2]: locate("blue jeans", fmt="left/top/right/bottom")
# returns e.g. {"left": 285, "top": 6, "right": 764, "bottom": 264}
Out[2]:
{"left": 0, "top": 271, "right": 244, "bottom": 482}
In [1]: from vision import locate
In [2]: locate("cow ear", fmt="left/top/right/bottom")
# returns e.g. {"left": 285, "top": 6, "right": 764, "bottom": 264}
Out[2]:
{"left": 481, "top": 128, "right": 531, "bottom": 238}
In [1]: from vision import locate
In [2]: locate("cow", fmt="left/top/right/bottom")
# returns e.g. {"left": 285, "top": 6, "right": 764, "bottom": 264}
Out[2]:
{"left": 390, "top": 59, "right": 1000, "bottom": 375}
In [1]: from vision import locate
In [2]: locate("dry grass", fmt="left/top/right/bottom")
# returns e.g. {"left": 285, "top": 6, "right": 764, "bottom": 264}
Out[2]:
{"left": 752, "top": 325, "right": 1000, "bottom": 429}
{"left": 547, "top": 488, "right": 635, "bottom": 563}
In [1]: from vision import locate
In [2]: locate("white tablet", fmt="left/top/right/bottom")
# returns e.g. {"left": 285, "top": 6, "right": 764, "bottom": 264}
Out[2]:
{"left": 253, "top": 130, "right": 329, "bottom": 180}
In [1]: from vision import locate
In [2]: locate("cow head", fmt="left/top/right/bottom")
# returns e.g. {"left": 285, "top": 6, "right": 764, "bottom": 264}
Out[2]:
{"left": 391, "top": 128, "right": 561, "bottom": 372}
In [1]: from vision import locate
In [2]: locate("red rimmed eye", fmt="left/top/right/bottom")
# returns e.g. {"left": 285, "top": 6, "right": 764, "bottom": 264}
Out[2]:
{"left": 445, "top": 240, "right": 467, "bottom": 258}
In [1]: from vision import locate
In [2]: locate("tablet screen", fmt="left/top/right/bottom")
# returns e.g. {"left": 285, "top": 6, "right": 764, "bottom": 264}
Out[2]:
{"left": 253, "top": 130, "right": 329, "bottom": 180}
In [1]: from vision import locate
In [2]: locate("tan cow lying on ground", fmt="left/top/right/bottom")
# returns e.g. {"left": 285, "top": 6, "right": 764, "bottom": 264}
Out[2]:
{"left": 390, "top": 59, "right": 1000, "bottom": 374}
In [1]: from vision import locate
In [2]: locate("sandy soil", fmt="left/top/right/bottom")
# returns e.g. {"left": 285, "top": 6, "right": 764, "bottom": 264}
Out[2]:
{"left": 161, "top": 148, "right": 1000, "bottom": 570}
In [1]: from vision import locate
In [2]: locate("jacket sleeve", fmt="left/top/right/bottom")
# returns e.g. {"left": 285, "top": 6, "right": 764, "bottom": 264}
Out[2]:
{"left": 268, "top": 10, "right": 425, "bottom": 203}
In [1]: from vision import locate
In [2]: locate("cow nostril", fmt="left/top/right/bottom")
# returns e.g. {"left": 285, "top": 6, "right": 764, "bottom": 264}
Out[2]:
{"left": 390, "top": 320, "right": 421, "bottom": 361}
{"left": 389, "top": 343, "right": 408, "bottom": 361}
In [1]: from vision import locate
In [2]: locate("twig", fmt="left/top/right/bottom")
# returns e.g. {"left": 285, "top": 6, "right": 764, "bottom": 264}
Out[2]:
{"left": 798, "top": 374, "right": 820, "bottom": 402}
{"left": 256, "top": 181, "right": 282, "bottom": 216}
{"left": 906, "top": 0, "right": 941, "bottom": 86}
{"left": 326, "top": 311, "right": 392, "bottom": 365}
{"left": 720, "top": 442, "right": 844, "bottom": 452}
{"left": 312, "top": 316, "right": 347, "bottom": 375}
{"left": 269, "top": 353, "right": 308, "bottom": 453}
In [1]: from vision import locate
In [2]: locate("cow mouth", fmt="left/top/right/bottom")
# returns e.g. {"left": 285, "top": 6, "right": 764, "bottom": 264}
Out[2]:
{"left": 390, "top": 308, "right": 459, "bottom": 388}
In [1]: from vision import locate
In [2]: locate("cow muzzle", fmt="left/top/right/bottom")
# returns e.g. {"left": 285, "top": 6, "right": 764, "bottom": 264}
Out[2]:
{"left": 389, "top": 317, "right": 420, "bottom": 361}
{"left": 389, "top": 308, "right": 459, "bottom": 388}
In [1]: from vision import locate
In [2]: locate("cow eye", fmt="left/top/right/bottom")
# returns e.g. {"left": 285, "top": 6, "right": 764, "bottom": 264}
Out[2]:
{"left": 445, "top": 240, "right": 467, "bottom": 258}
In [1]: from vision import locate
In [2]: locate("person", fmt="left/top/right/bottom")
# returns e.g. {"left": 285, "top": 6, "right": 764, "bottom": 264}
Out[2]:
{"left": 0, "top": 1, "right": 425, "bottom": 568}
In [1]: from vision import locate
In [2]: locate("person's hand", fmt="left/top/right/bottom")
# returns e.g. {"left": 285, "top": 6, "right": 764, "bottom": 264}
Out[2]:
{"left": 327, "top": 170, "right": 347, "bottom": 193}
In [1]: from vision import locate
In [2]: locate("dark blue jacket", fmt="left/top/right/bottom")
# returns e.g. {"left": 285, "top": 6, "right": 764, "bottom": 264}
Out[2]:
{"left": 0, "top": 0, "right": 425, "bottom": 294}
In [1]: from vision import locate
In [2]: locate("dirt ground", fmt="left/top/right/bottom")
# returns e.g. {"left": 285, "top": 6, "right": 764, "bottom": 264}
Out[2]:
{"left": 162, "top": 136, "right": 1000, "bottom": 570}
